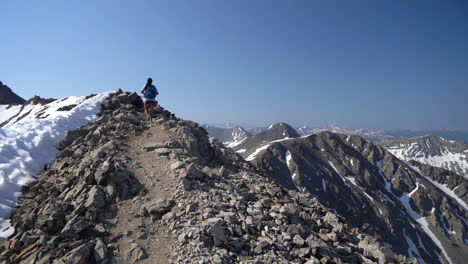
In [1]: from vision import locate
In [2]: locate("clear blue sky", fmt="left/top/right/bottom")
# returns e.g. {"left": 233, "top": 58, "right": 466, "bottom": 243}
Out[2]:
{"left": 1, "top": 0, "right": 467, "bottom": 129}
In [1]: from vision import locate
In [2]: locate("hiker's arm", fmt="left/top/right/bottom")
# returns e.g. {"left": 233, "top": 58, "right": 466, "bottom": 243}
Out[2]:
{"left": 141, "top": 87, "right": 146, "bottom": 94}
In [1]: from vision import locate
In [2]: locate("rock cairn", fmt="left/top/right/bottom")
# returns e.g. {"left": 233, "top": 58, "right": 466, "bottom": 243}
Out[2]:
{"left": 1, "top": 90, "right": 413, "bottom": 263}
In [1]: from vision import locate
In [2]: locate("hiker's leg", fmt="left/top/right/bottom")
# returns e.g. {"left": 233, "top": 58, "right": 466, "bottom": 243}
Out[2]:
{"left": 144, "top": 103, "right": 149, "bottom": 115}
{"left": 149, "top": 103, "right": 155, "bottom": 118}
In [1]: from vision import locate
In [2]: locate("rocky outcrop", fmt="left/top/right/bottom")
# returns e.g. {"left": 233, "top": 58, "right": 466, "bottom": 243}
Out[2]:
{"left": 0, "top": 81, "right": 25, "bottom": 105}
{"left": 24, "top": 96, "right": 56, "bottom": 106}
{"left": 0, "top": 91, "right": 413, "bottom": 263}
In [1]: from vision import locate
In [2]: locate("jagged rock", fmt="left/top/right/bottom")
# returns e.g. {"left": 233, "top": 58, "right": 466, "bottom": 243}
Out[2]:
{"left": 95, "top": 160, "right": 112, "bottom": 184}
{"left": 61, "top": 216, "right": 87, "bottom": 235}
{"left": 293, "top": 234, "right": 305, "bottom": 246}
{"left": 85, "top": 186, "right": 106, "bottom": 208}
{"left": 57, "top": 244, "right": 91, "bottom": 264}
{"left": 143, "top": 199, "right": 175, "bottom": 220}
{"left": 125, "top": 243, "right": 148, "bottom": 262}
{"left": 207, "top": 220, "right": 228, "bottom": 247}
{"left": 170, "top": 160, "right": 185, "bottom": 170}
{"left": 93, "top": 239, "right": 108, "bottom": 263}
{"left": 279, "top": 203, "right": 297, "bottom": 216}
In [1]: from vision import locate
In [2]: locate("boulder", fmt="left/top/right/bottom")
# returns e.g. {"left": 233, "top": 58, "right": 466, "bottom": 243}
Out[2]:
{"left": 85, "top": 186, "right": 106, "bottom": 208}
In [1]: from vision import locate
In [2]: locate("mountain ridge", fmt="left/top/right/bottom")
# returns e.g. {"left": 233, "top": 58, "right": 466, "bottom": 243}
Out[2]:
{"left": 248, "top": 131, "right": 468, "bottom": 264}
{"left": 0, "top": 91, "right": 415, "bottom": 263}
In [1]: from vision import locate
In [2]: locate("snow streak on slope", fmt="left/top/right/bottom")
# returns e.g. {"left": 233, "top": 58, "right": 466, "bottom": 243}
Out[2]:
{"left": 403, "top": 228, "right": 428, "bottom": 264}
{"left": 285, "top": 151, "right": 301, "bottom": 191}
{"left": 246, "top": 144, "right": 271, "bottom": 161}
{"left": 0, "top": 105, "right": 22, "bottom": 125}
{"left": 423, "top": 176, "right": 468, "bottom": 211}
{"left": 245, "top": 137, "right": 294, "bottom": 161}
{"left": 0, "top": 93, "right": 110, "bottom": 237}
{"left": 399, "top": 183, "right": 452, "bottom": 264}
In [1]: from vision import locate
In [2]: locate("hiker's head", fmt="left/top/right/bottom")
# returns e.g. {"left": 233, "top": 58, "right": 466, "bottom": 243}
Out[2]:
{"left": 147, "top": 78, "right": 153, "bottom": 85}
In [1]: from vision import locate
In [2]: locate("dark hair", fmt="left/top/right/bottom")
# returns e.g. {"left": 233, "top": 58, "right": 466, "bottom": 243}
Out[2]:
{"left": 144, "top": 78, "right": 153, "bottom": 89}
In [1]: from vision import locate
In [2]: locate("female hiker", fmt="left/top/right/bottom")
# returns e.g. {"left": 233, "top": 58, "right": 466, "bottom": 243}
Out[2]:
{"left": 141, "top": 77, "right": 158, "bottom": 120}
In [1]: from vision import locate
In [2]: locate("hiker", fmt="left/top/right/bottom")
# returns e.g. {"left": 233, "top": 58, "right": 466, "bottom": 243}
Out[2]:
{"left": 141, "top": 77, "right": 159, "bottom": 120}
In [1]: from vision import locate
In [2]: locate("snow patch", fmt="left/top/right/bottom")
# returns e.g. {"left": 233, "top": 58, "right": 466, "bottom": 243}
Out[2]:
{"left": 0, "top": 92, "right": 110, "bottom": 237}
{"left": 403, "top": 229, "right": 427, "bottom": 264}
{"left": 286, "top": 151, "right": 301, "bottom": 191}
{"left": 246, "top": 144, "right": 270, "bottom": 161}
{"left": 328, "top": 161, "right": 349, "bottom": 186}
{"left": 399, "top": 183, "right": 453, "bottom": 264}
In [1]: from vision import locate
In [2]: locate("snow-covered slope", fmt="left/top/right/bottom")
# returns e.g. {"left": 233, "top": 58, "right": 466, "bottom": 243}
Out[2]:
{"left": 0, "top": 92, "right": 110, "bottom": 237}
{"left": 379, "top": 135, "right": 468, "bottom": 179}
{"left": 202, "top": 125, "right": 250, "bottom": 148}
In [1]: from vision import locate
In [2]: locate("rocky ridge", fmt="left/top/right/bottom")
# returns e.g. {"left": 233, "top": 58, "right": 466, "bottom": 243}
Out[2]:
{"left": 232, "top": 123, "right": 300, "bottom": 160}
{"left": 0, "top": 91, "right": 412, "bottom": 263}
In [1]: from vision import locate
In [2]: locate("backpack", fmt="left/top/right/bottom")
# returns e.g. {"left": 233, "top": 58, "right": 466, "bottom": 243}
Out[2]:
{"left": 144, "top": 85, "right": 157, "bottom": 99}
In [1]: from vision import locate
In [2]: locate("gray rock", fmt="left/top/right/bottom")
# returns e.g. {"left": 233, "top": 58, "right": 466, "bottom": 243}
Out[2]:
{"left": 61, "top": 216, "right": 87, "bottom": 235}
{"left": 85, "top": 186, "right": 106, "bottom": 208}
{"left": 207, "top": 220, "right": 228, "bottom": 247}
{"left": 143, "top": 199, "right": 175, "bottom": 219}
{"left": 95, "top": 160, "right": 111, "bottom": 184}
{"left": 125, "top": 243, "right": 148, "bottom": 262}
{"left": 93, "top": 239, "right": 108, "bottom": 263}
{"left": 59, "top": 244, "right": 91, "bottom": 264}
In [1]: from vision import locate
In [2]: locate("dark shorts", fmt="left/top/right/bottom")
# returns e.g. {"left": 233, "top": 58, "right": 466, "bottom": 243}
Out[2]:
{"left": 145, "top": 100, "right": 157, "bottom": 106}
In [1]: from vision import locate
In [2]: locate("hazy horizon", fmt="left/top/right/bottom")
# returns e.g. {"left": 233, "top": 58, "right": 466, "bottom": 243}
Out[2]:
{"left": 1, "top": 1, "right": 467, "bottom": 129}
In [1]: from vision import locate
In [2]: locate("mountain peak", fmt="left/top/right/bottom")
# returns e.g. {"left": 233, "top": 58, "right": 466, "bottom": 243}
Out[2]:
{"left": 267, "top": 122, "right": 299, "bottom": 138}
{"left": 0, "top": 81, "right": 25, "bottom": 105}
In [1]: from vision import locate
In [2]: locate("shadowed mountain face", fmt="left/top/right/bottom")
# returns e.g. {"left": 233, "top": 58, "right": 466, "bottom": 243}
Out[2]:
{"left": 202, "top": 125, "right": 251, "bottom": 148}
{"left": 379, "top": 135, "right": 468, "bottom": 179}
{"left": 250, "top": 131, "right": 468, "bottom": 264}
{"left": 0, "top": 81, "right": 25, "bottom": 105}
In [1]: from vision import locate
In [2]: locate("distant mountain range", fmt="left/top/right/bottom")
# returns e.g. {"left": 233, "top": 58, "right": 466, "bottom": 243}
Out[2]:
{"left": 379, "top": 135, "right": 468, "bottom": 179}
{"left": 204, "top": 123, "right": 468, "bottom": 144}
{"left": 0, "top": 81, "right": 25, "bottom": 105}
{"left": 201, "top": 125, "right": 250, "bottom": 148}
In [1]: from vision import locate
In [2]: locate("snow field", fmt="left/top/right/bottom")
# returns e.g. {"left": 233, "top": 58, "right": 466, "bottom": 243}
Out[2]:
{"left": 0, "top": 92, "right": 110, "bottom": 237}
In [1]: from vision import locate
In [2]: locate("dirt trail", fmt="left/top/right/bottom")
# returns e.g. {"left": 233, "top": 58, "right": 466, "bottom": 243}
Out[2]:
{"left": 110, "top": 119, "right": 178, "bottom": 263}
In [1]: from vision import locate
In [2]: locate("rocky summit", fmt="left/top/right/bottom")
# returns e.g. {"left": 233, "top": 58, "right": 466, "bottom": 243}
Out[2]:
{"left": 0, "top": 90, "right": 417, "bottom": 263}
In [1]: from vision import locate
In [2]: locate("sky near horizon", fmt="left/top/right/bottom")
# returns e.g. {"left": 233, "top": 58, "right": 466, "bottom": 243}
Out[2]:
{"left": 1, "top": 0, "right": 467, "bottom": 129}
